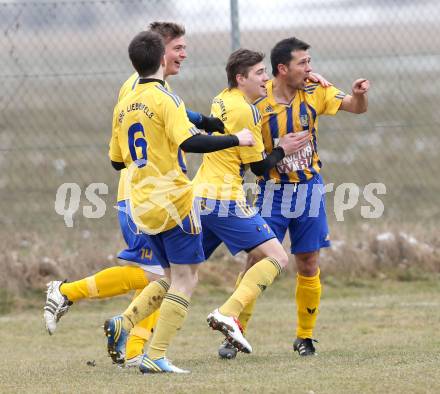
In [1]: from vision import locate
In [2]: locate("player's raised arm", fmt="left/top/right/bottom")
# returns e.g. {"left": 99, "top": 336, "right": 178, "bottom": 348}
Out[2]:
{"left": 162, "top": 86, "right": 254, "bottom": 153}
{"left": 186, "top": 109, "right": 225, "bottom": 134}
{"left": 339, "top": 78, "right": 370, "bottom": 114}
{"left": 180, "top": 128, "right": 254, "bottom": 153}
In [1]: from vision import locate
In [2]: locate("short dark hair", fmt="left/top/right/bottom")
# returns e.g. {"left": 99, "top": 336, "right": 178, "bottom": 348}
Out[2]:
{"left": 149, "top": 21, "right": 185, "bottom": 43}
{"left": 128, "top": 31, "right": 165, "bottom": 77}
{"left": 271, "top": 37, "right": 310, "bottom": 76}
{"left": 226, "top": 49, "right": 265, "bottom": 88}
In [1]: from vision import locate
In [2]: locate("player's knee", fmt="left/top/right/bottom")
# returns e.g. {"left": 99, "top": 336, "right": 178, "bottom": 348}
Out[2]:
{"left": 147, "top": 271, "right": 163, "bottom": 282}
{"left": 184, "top": 273, "right": 198, "bottom": 296}
{"left": 254, "top": 239, "right": 289, "bottom": 269}
{"left": 189, "top": 270, "right": 199, "bottom": 289}
{"left": 272, "top": 247, "right": 289, "bottom": 269}
{"left": 170, "top": 266, "right": 199, "bottom": 296}
{"left": 295, "top": 252, "right": 319, "bottom": 276}
{"left": 163, "top": 268, "right": 171, "bottom": 282}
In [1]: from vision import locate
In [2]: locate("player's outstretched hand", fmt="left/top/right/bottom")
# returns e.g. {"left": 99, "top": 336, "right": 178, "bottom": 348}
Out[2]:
{"left": 308, "top": 72, "right": 333, "bottom": 87}
{"left": 278, "top": 131, "right": 310, "bottom": 156}
{"left": 236, "top": 128, "right": 255, "bottom": 146}
{"left": 200, "top": 115, "right": 225, "bottom": 134}
{"left": 352, "top": 79, "right": 370, "bottom": 95}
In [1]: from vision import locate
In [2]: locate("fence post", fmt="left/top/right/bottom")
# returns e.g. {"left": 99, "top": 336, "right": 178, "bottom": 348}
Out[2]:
{"left": 230, "top": 0, "right": 240, "bottom": 51}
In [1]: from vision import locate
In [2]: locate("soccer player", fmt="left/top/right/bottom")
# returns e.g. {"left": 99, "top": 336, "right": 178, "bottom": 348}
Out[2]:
{"left": 190, "top": 48, "right": 308, "bottom": 354}
{"left": 105, "top": 30, "right": 255, "bottom": 373}
{"left": 43, "top": 22, "right": 224, "bottom": 367}
{"left": 222, "top": 37, "right": 369, "bottom": 358}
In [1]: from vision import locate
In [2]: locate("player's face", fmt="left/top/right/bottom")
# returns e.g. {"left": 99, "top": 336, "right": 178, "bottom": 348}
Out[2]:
{"left": 241, "top": 62, "right": 269, "bottom": 101}
{"left": 164, "top": 36, "right": 187, "bottom": 77}
{"left": 284, "top": 50, "right": 312, "bottom": 89}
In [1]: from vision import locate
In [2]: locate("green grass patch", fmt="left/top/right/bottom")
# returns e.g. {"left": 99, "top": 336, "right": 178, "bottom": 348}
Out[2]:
{"left": 0, "top": 279, "right": 439, "bottom": 393}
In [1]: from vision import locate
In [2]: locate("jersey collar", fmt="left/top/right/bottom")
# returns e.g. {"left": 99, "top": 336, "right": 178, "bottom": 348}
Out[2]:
{"left": 138, "top": 78, "right": 165, "bottom": 86}
{"left": 267, "top": 79, "right": 297, "bottom": 107}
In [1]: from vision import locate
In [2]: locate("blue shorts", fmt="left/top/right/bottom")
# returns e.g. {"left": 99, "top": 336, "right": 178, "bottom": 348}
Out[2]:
{"left": 117, "top": 200, "right": 162, "bottom": 270}
{"left": 145, "top": 210, "right": 205, "bottom": 268}
{"left": 198, "top": 198, "right": 276, "bottom": 259}
{"left": 255, "top": 174, "right": 330, "bottom": 254}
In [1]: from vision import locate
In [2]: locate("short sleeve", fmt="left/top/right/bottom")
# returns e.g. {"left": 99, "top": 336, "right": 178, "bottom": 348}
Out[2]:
{"left": 109, "top": 104, "right": 123, "bottom": 162}
{"left": 314, "top": 85, "right": 346, "bottom": 116}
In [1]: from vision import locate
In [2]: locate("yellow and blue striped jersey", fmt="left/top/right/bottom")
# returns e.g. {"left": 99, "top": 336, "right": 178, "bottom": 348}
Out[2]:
{"left": 193, "top": 88, "right": 264, "bottom": 201}
{"left": 116, "top": 74, "right": 182, "bottom": 202}
{"left": 254, "top": 80, "right": 345, "bottom": 183}
{"left": 109, "top": 80, "right": 199, "bottom": 234}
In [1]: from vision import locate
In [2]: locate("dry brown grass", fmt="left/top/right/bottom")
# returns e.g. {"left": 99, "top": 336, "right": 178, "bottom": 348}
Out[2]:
{"left": 320, "top": 223, "right": 440, "bottom": 282}
{"left": 0, "top": 230, "right": 118, "bottom": 295}
{"left": 1, "top": 221, "right": 438, "bottom": 311}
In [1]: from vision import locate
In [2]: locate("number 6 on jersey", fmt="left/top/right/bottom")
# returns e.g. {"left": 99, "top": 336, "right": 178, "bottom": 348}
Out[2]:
{"left": 128, "top": 122, "right": 148, "bottom": 168}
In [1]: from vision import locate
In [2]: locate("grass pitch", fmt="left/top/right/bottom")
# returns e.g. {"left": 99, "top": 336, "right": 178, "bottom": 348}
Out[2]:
{"left": 0, "top": 278, "right": 439, "bottom": 394}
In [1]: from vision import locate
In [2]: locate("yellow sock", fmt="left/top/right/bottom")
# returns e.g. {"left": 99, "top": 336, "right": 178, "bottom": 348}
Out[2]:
{"left": 147, "top": 290, "right": 190, "bottom": 360}
{"left": 296, "top": 268, "right": 322, "bottom": 339}
{"left": 219, "top": 257, "right": 282, "bottom": 318}
{"left": 235, "top": 273, "right": 256, "bottom": 334}
{"left": 125, "top": 290, "right": 160, "bottom": 360}
{"left": 122, "top": 279, "right": 170, "bottom": 331}
{"left": 125, "top": 335, "right": 146, "bottom": 360}
{"left": 60, "top": 266, "right": 148, "bottom": 302}
{"left": 239, "top": 300, "right": 256, "bottom": 334}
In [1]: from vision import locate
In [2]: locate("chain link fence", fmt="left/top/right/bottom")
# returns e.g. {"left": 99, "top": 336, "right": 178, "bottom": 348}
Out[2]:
{"left": 1, "top": 0, "right": 439, "bottom": 292}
